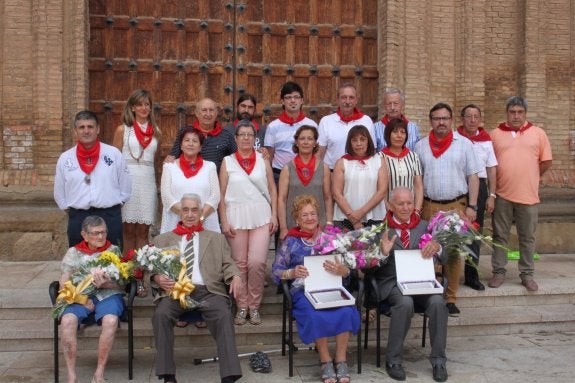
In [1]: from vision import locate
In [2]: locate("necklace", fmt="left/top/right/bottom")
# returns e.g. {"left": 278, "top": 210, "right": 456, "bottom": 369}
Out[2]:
{"left": 128, "top": 127, "right": 144, "bottom": 161}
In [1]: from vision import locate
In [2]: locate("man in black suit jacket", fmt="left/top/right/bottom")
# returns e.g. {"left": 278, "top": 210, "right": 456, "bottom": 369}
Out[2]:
{"left": 375, "top": 187, "right": 449, "bottom": 382}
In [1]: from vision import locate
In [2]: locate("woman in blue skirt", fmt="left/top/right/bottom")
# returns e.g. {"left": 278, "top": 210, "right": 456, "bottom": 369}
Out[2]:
{"left": 272, "top": 195, "right": 360, "bottom": 383}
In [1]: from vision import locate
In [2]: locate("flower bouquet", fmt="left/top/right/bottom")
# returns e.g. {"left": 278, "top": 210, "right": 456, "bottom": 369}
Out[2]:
{"left": 53, "top": 248, "right": 136, "bottom": 319}
{"left": 313, "top": 223, "right": 387, "bottom": 269}
{"left": 135, "top": 244, "right": 200, "bottom": 309}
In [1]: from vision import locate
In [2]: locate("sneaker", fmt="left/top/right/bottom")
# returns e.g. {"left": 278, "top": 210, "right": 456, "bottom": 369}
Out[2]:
{"left": 446, "top": 303, "right": 460, "bottom": 317}
{"left": 249, "top": 308, "right": 262, "bottom": 325}
{"left": 488, "top": 274, "right": 505, "bottom": 288}
{"left": 521, "top": 278, "right": 538, "bottom": 292}
{"left": 234, "top": 308, "right": 248, "bottom": 325}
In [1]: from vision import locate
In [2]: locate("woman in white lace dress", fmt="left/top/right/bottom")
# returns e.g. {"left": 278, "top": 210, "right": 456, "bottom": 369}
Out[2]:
{"left": 113, "top": 89, "right": 160, "bottom": 252}
{"left": 160, "top": 126, "right": 220, "bottom": 233}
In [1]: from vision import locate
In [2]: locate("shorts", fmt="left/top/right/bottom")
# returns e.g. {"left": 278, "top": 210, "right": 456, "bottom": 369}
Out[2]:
{"left": 62, "top": 294, "right": 125, "bottom": 326}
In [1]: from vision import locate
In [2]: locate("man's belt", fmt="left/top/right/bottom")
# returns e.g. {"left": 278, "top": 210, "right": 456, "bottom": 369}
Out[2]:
{"left": 424, "top": 194, "right": 467, "bottom": 204}
{"left": 68, "top": 204, "right": 121, "bottom": 213}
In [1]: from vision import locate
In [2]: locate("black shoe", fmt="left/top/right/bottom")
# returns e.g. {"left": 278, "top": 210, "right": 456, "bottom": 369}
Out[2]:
{"left": 446, "top": 303, "right": 460, "bottom": 317}
{"left": 464, "top": 279, "right": 485, "bottom": 291}
{"left": 433, "top": 364, "right": 448, "bottom": 382}
{"left": 386, "top": 362, "right": 406, "bottom": 381}
{"left": 162, "top": 375, "right": 177, "bottom": 383}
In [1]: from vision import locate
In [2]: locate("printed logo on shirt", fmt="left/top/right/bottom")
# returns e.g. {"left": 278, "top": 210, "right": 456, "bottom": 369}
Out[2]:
{"left": 64, "top": 158, "right": 78, "bottom": 171}
{"left": 104, "top": 155, "right": 114, "bottom": 166}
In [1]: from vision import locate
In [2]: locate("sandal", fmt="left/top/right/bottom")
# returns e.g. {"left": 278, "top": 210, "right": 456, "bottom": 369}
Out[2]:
{"left": 335, "top": 361, "right": 350, "bottom": 383}
{"left": 194, "top": 321, "right": 208, "bottom": 328}
{"left": 320, "top": 361, "right": 337, "bottom": 383}
{"left": 175, "top": 320, "right": 189, "bottom": 328}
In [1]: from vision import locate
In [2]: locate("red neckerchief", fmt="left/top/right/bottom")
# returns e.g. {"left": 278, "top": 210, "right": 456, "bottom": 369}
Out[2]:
{"left": 497, "top": 121, "right": 533, "bottom": 135}
{"left": 235, "top": 150, "right": 256, "bottom": 175}
{"left": 133, "top": 120, "right": 154, "bottom": 148}
{"left": 456, "top": 126, "right": 491, "bottom": 142}
{"left": 382, "top": 114, "right": 410, "bottom": 126}
{"left": 74, "top": 239, "right": 112, "bottom": 255}
{"left": 428, "top": 130, "right": 453, "bottom": 158}
{"left": 293, "top": 154, "right": 316, "bottom": 186}
{"left": 76, "top": 140, "right": 101, "bottom": 175}
{"left": 278, "top": 111, "right": 305, "bottom": 126}
{"left": 382, "top": 146, "right": 410, "bottom": 159}
{"left": 342, "top": 153, "right": 371, "bottom": 165}
{"left": 337, "top": 108, "right": 365, "bottom": 123}
{"left": 173, "top": 221, "right": 204, "bottom": 240}
{"left": 193, "top": 120, "right": 223, "bottom": 137}
{"left": 179, "top": 155, "right": 204, "bottom": 178}
{"left": 287, "top": 226, "right": 317, "bottom": 239}
{"left": 233, "top": 118, "right": 260, "bottom": 132}
{"left": 385, "top": 211, "right": 421, "bottom": 239}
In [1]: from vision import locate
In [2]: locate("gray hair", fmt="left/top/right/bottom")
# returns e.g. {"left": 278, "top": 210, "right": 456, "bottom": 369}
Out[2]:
{"left": 384, "top": 87, "right": 405, "bottom": 103}
{"left": 235, "top": 119, "right": 257, "bottom": 136}
{"left": 181, "top": 193, "right": 202, "bottom": 206}
{"left": 506, "top": 96, "right": 528, "bottom": 111}
{"left": 74, "top": 110, "right": 99, "bottom": 127}
{"left": 81, "top": 215, "right": 106, "bottom": 233}
{"left": 389, "top": 187, "right": 414, "bottom": 204}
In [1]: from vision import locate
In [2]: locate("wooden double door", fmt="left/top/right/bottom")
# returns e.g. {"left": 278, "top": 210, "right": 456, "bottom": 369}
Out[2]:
{"left": 89, "top": 0, "right": 378, "bottom": 154}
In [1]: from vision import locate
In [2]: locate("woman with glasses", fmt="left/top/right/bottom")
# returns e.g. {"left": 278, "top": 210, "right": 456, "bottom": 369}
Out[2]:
{"left": 219, "top": 120, "right": 278, "bottom": 325}
{"left": 160, "top": 127, "right": 220, "bottom": 234}
{"left": 113, "top": 89, "right": 161, "bottom": 253}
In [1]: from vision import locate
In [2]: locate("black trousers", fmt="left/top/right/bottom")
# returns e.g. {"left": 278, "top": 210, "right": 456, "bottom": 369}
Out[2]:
{"left": 67, "top": 204, "right": 123, "bottom": 248}
{"left": 466, "top": 178, "right": 488, "bottom": 280}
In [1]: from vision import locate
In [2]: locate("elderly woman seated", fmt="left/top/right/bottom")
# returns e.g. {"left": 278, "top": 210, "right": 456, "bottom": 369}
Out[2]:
{"left": 271, "top": 195, "right": 360, "bottom": 383}
{"left": 58, "top": 215, "right": 127, "bottom": 383}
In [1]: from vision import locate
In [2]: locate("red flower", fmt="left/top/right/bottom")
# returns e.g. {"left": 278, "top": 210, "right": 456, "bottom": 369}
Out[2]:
{"left": 133, "top": 268, "right": 144, "bottom": 280}
{"left": 122, "top": 249, "right": 137, "bottom": 262}
{"left": 471, "top": 222, "right": 480, "bottom": 231}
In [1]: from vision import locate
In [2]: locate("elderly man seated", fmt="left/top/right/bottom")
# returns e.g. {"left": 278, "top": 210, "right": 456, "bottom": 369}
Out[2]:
{"left": 375, "top": 187, "right": 449, "bottom": 382}
{"left": 151, "top": 193, "right": 242, "bottom": 383}
{"left": 59, "top": 215, "right": 126, "bottom": 383}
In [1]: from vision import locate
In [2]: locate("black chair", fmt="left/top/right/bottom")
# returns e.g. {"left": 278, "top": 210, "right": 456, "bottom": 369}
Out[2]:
{"left": 49, "top": 280, "right": 137, "bottom": 383}
{"left": 280, "top": 275, "right": 364, "bottom": 377}
{"left": 362, "top": 267, "right": 446, "bottom": 367}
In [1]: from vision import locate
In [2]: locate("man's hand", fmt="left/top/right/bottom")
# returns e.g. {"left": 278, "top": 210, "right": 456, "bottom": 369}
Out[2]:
{"left": 258, "top": 147, "right": 270, "bottom": 161}
{"left": 379, "top": 230, "right": 397, "bottom": 257}
{"left": 154, "top": 274, "right": 176, "bottom": 291}
{"left": 228, "top": 275, "right": 242, "bottom": 299}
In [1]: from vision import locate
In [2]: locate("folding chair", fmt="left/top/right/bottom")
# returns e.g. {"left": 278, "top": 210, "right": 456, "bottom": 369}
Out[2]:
{"left": 49, "top": 280, "right": 137, "bottom": 382}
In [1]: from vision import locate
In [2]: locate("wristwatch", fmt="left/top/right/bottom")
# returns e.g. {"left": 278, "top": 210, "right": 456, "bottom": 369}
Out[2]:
{"left": 467, "top": 205, "right": 478, "bottom": 211}
{"left": 489, "top": 193, "right": 497, "bottom": 198}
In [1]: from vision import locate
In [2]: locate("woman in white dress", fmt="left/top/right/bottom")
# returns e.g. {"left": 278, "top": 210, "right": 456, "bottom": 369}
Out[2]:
{"left": 113, "top": 89, "right": 160, "bottom": 252}
{"left": 160, "top": 127, "right": 220, "bottom": 233}
{"left": 219, "top": 120, "right": 278, "bottom": 326}
{"left": 332, "top": 125, "right": 388, "bottom": 231}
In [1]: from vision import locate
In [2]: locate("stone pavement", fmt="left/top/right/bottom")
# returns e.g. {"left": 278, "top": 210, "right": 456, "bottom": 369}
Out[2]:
{"left": 1, "top": 330, "right": 575, "bottom": 383}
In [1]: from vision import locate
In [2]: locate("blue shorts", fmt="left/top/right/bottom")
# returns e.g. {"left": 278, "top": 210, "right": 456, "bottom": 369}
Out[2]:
{"left": 62, "top": 294, "right": 125, "bottom": 326}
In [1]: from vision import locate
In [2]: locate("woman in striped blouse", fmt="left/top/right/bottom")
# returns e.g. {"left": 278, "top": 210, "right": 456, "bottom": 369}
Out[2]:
{"left": 380, "top": 118, "right": 424, "bottom": 215}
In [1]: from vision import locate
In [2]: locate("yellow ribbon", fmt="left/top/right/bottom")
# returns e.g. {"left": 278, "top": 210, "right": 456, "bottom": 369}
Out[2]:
{"left": 56, "top": 275, "right": 94, "bottom": 305}
{"left": 170, "top": 261, "right": 195, "bottom": 309}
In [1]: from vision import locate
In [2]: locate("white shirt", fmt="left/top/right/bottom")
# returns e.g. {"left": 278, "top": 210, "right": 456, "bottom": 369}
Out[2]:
{"left": 318, "top": 113, "right": 376, "bottom": 169}
{"left": 264, "top": 116, "right": 318, "bottom": 169}
{"left": 180, "top": 234, "right": 205, "bottom": 285}
{"left": 469, "top": 134, "right": 498, "bottom": 178}
{"left": 54, "top": 142, "right": 132, "bottom": 210}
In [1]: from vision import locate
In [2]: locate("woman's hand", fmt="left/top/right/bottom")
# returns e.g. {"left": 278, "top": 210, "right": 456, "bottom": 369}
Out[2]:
{"left": 90, "top": 268, "right": 111, "bottom": 288}
{"left": 293, "top": 264, "right": 309, "bottom": 279}
{"left": 379, "top": 230, "right": 397, "bottom": 257}
{"left": 346, "top": 209, "right": 363, "bottom": 225}
{"left": 269, "top": 216, "right": 278, "bottom": 234}
{"left": 279, "top": 227, "right": 288, "bottom": 241}
{"left": 323, "top": 257, "right": 349, "bottom": 277}
{"left": 220, "top": 221, "right": 236, "bottom": 238}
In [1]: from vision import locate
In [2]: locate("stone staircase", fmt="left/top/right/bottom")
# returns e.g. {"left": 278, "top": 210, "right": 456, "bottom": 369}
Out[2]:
{"left": 1, "top": 253, "right": 574, "bottom": 360}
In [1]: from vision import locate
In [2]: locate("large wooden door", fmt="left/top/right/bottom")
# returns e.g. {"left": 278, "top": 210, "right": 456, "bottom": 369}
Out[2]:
{"left": 88, "top": 0, "right": 378, "bottom": 155}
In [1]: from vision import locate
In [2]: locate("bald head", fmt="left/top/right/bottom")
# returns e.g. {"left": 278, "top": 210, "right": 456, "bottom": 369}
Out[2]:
{"left": 195, "top": 98, "right": 218, "bottom": 130}
{"left": 389, "top": 187, "right": 415, "bottom": 223}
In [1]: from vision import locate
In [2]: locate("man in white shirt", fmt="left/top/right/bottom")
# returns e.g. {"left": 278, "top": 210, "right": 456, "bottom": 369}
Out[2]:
{"left": 318, "top": 83, "right": 375, "bottom": 170}
{"left": 54, "top": 110, "right": 131, "bottom": 247}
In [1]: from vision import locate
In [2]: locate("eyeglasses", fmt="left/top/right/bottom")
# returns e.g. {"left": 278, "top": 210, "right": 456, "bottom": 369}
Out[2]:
{"left": 430, "top": 116, "right": 452, "bottom": 122}
{"left": 236, "top": 132, "right": 255, "bottom": 138}
{"left": 283, "top": 95, "right": 302, "bottom": 101}
{"left": 87, "top": 230, "right": 107, "bottom": 237}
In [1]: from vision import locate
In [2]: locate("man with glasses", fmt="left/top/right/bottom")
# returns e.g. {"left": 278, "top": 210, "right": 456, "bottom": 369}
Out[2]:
{"left": 415, "top": 103, "right": 480, "bottom": 316}
{"left": 264, "top": 81, "right": 317, "bottom": 183}
{"left": 317, "top": 82, "right": 375, "bottom": 170}
{"left": 488, "top": 96, "right": 552, "bottom": 292}
{"left": 166, "top": 98, "right": 236, "bottom": 172}
{"left": 456, "top": 104, "right": 498, "bottom": 291}
{"left": 54, "top": 110, "right": 131, "bottom": 248}
{"left": 374, "top": 87, "right": 421, "bottom": 151}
